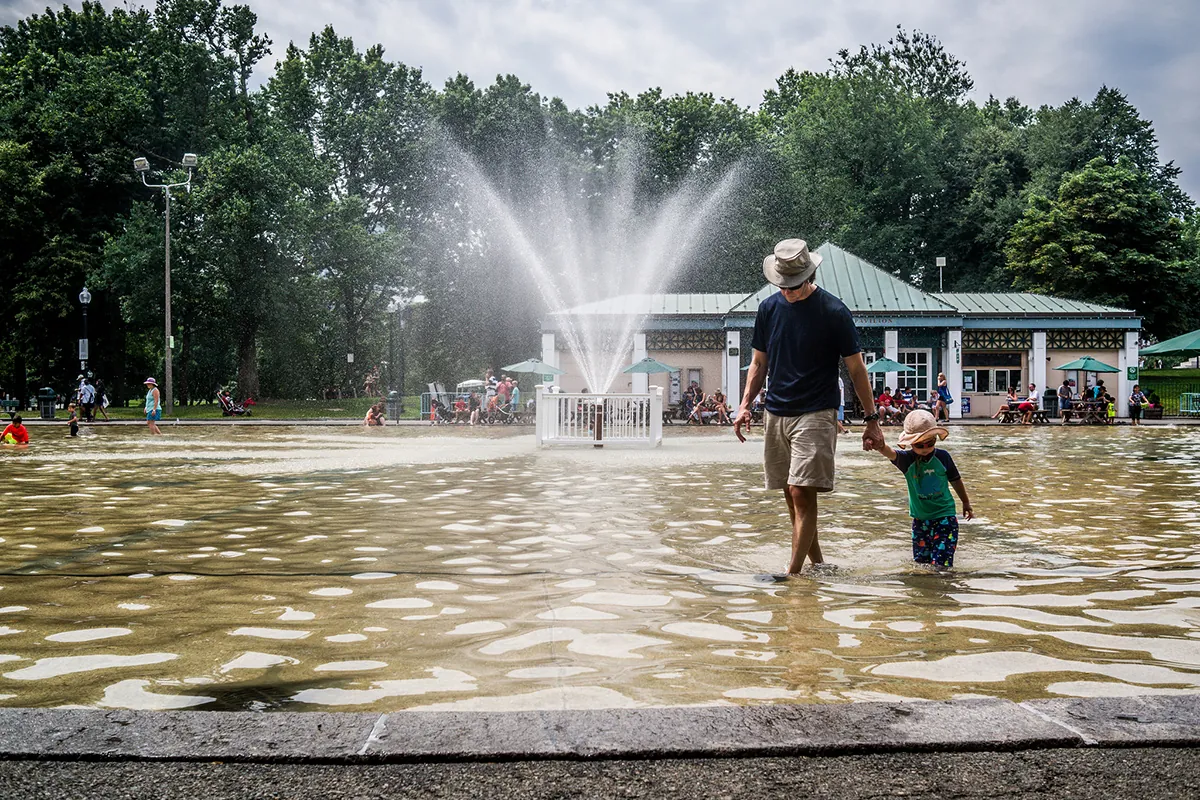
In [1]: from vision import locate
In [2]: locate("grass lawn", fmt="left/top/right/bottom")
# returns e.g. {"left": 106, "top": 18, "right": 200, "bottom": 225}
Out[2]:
{"left": 99, "top": 395, "right": 426, "bottom": 421}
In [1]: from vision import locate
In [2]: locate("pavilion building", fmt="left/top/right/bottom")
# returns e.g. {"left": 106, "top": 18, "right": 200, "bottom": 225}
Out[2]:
{"left": 539, "top": 243, "right": 1141, "bottom": 418}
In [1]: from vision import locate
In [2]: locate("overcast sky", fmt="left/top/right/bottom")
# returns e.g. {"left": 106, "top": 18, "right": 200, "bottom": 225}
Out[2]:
{"left": 3, "top": 0, "right": 1198, "bottom": 199}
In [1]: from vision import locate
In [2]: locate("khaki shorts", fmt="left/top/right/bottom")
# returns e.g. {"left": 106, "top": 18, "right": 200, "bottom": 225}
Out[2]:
{"left": 763, "top": 408, "right": 838, "bottom": 492}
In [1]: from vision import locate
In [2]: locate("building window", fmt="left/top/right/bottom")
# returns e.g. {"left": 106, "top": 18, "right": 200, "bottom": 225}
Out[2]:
{"left": 897, "top": 349, "right": 932, "bottom": 396}
{"left": 963, "top": 368, "right": 1022, "bottom": 394}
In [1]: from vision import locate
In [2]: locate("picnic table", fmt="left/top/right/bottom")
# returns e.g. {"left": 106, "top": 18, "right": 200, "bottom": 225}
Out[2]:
{"left": 998, "top": 407, "right": 1049, "bottom": 424}
{"left": 1060, "top": 401, "right": 1108, "bottom": 425}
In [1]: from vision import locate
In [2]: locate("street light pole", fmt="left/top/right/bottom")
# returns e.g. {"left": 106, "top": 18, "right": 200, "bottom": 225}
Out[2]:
{"left": 78, "top": 286, "right": 92, "bottom": 374}
{"left": 134, "top": 153, "right": 197, "bottom": 416}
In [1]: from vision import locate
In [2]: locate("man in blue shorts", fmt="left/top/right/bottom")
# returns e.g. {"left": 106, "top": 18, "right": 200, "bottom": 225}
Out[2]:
{"left": 735, "top": 239, "right": 883, "bottom": 576}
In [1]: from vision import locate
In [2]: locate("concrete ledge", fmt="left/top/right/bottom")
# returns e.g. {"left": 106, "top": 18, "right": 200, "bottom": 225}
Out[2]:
{"left": 5, "top": 697, "right": 1196, "bottom": 764}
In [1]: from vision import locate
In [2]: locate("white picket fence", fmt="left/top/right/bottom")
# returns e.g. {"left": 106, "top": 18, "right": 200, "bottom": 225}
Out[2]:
{"left": 535, "top": 385, "right": 663, "bottom": 447}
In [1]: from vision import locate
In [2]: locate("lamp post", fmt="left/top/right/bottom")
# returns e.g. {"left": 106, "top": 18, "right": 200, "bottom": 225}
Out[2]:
{"left": 134, "top": 153, "right": 197, "bottom": 415}
{"left": 78, "top": 286, "right": 92, "bottom": 374}
{"left": 936, "top": 256, "right": 947, "bottom": 293}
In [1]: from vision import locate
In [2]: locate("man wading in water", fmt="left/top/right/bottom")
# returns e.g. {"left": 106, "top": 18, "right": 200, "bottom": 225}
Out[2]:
{"left": 734, "top": 239, "right": 883, "bottom": 577}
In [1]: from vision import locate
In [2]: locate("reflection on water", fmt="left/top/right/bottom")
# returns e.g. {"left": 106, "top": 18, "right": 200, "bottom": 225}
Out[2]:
{"left": 1, "top": 424, "right": 1199, "bottom": 711}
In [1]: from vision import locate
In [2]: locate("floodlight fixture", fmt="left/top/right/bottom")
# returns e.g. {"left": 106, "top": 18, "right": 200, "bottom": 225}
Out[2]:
{"left": 133, "top": 157, "right": 150, "bottom": 173}
{"left": 181, "top": 153, "right": 198, "bottom": 168}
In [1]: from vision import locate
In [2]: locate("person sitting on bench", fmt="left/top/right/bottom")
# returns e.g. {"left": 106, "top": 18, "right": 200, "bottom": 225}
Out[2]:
{"left": 1018, "top": 383, "right": 1039, "bottom": 425}
{"left": 991, "top": 386, "right": 1019, "bottom": 420}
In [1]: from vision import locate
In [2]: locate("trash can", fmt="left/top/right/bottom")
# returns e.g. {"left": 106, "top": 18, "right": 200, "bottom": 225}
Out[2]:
{"left": 386, "top": 391, "right": 401, "bottom": 423}
{"left": 37, "top": 387, "right": 57, "bottom": 420}
{"left": 1043, "top": 387, "right": 1059, "bottom": 418}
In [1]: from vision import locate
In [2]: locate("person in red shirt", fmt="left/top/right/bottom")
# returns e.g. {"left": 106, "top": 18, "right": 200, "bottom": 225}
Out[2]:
{"left": 2, "top": 414, "right": 29, "bottom": 446}
{"left": 876, "top": 387, "right": 900, "bottom": 423}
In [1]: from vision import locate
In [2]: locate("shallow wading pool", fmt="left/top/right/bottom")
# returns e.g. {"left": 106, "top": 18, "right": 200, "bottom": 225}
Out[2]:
{"left": 1, "top": 424, "right": 1199, "bottom": 712}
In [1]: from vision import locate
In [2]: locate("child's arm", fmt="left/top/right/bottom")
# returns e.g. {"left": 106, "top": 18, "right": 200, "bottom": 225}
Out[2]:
{"left": 872, "top": 438, "right": 899, "bottom": 462}
{"left": 950, "top": 479, "right": 974, "bottom": 520}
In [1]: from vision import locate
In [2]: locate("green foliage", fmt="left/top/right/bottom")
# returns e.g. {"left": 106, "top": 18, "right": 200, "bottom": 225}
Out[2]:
{"left": 0, "top": 10, "right": 1195, "bottom": 401}
{"left": 1004, "top": 157, "right": 1197, "bottom": 337}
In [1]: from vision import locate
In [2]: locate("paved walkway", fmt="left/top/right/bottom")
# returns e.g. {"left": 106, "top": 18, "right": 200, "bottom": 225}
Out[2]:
{"left": 4, "top": 747, "right": 1198, "bottom": 799}
{"left": 1, "top": 697, "right": 1198, "bottom": 797}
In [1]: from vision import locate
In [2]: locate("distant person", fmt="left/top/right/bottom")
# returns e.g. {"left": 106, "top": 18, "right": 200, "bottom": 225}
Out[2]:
{"left": 509, "top": 382, "right": 521, "bottom": 416}
{"left": 93, "top": 377, "right": 109, "bottom": 421}
{"left": 468, "top": 391, "right": 481, "bottom": 425}
{"left": 991, "top": 386, "right": 1019, "bottom": 420}
{"left": 734, "top": 238, "right": 882, "bottom": 577}
{"left": 934, "top": 372, "right": 953, "bottom": 422}
{"left": 67, "top": 403, "right": 79, "bottom": 437}
{"left": 877, "top": 386, "right": 899, "bottom": 423}
{"left": 453, "top": 396, "right": 468, "bottom": 423}
{"left": 870, "top": 410, "right": 975, "bottom": 569}
{"left": 143, "top": 377, "right": 162, "bottom": 435}
{"left": 1, "top": 414, "right": 29, "bottom": 446}
{"left": 836, "top": 375, "right": 848, "bottom": 434}
{"left": 79, "top": 377, "right": 96, "bottom": 422}
{"left": 1018, "top": 383, "right": 1039, "bottom": 425}
{"left": 896, "top": 386, "right": 916, "bottom": 412}
{"left": 1057, "top": 379, "right": 1074, "bottom": 416}
{"left": 364, "top": 403, "right": 385, "bottom": 426}
{"left": 1128, "top": 384, "right": 1148, "bottom": 426}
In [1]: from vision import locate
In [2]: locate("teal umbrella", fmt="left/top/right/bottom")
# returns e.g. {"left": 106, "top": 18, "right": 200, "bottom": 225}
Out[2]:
{"left": 866, "top": 357, "right": 915, "bottom": 373}
{"left": 622, "top": 357, "right": 681, "bottom": 374}
{"left": 501, "top": 358, "right": 565, "bottom": 375}
{"left": 1053, "top": 356, "right": 1119, "bottom": 373}
{"left": 1140, "top": 329, "right": 1200, "bottom": 359}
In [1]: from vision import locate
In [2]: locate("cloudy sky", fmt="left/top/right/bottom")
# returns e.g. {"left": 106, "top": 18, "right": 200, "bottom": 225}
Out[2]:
{"left": 3, "top": 0, "right": 1198, "bottom": 198}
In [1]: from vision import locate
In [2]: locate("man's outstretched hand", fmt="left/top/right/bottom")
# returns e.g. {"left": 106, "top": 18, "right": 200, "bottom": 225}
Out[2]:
{"left": 734, "top": 408, "right": 752, "bottom": 442}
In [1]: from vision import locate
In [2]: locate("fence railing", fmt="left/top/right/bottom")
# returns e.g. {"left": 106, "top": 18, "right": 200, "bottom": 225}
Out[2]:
{"left": 1135, "top": 371, "right": 1200, "bottom": 416}
{"left": 535, "top": 386, "right": 663, "bottom": 447}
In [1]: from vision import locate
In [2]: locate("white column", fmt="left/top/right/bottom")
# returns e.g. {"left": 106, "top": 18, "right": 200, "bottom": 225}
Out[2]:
{"left": 884, "top": 329, "right": 899, "bottom": 394}
{"left": 631, "top": 332, "right": 648, "bottom": 394}
{"left": 650, "top": 386, "right": 663, "bottom": 446}
{"left": 1032, "top": 331, "right": 1047, "bottom": 406}
{"left": 534, "top": 385, "right": 545, "bottom": 446}
{"left": 944, "top": 329, "right": 963, "bottom": 419}
{"left": 724, "top": 331, "right": 740, "bottom": 400}
{"left": 541, "top": 332, "right": 558, "bottom": 388}
{"left": 1117, "top": 331, "right": 1138, "bottom": 418}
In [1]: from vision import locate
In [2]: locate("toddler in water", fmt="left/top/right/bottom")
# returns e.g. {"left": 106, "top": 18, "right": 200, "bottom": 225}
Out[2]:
{"left": 871, "top": 410, "right": 974, "bottom": 568}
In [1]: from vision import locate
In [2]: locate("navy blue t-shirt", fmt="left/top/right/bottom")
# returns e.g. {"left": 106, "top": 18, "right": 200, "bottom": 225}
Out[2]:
{"left": 751, "top": 287, "right": 861, "bottom": 416}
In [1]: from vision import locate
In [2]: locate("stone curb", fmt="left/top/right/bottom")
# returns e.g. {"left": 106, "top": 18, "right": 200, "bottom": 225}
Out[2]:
{"left": 1, "top": 697, "right": 1198, "bottom": 764}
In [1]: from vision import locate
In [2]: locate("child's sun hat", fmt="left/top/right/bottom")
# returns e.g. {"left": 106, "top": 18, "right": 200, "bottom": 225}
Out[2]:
{"left": 897, "top": 409, "right": 949, "bottom": 448}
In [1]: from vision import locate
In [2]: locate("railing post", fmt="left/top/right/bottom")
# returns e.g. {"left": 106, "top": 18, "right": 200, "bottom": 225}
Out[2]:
{"left": 651, "top": 386, "right": 663, "bottom": 446}
{"left": 534, "top": 384, "right": 545, "bottom": 446}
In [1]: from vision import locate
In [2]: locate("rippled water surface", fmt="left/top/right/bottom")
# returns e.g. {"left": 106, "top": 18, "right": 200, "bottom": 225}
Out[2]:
{"left": 1, "top": 423, "right": 1199, "bottom": 711}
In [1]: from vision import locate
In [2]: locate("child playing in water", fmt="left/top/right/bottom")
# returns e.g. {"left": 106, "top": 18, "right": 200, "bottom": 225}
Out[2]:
{"left": 67, "top": 403, "right": 79, "bottom": 436}
{"left": 1, "top": 414, "right": 29, "bottom": 446}
{"left": 871, "top": 409, "right": 974, "bottom": 569}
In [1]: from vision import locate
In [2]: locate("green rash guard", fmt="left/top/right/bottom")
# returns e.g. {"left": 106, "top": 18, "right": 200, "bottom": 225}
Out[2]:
{"left": 891, "top": 448, "right": 961, "bottom": 521}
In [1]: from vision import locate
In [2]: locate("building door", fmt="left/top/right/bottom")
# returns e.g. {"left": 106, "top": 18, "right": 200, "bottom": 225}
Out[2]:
{"left": 897, "top": 349, "right": 932, "bottom": 398}
{"left": 687, "top": 369, "right": 701, "bottom": 393}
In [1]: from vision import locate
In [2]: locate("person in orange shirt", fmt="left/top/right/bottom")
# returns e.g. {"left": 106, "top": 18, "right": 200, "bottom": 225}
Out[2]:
{"left": 1, "top": 414, "right": 29, "bottom": 446}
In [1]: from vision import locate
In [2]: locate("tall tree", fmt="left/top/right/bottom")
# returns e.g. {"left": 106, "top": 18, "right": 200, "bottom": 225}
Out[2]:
{"left": 1005, "top": 157, "right": 1195, "bottom": 338}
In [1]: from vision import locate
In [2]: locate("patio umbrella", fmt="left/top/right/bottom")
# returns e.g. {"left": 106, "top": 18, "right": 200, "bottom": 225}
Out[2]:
{"left": 501, "top": 358, "right": 565, "bottom": 375}
{"left": 622, "top": 357, "right": 681, "bottom": 374}
{"left": 1053, "top": 356, "right": 1120, "bottom": 373}
{"left": 865, "top": 357, "right": 915, "bottom": 373}
{"left": 1140, "top": 328, "right": 1200, "bottom": 359}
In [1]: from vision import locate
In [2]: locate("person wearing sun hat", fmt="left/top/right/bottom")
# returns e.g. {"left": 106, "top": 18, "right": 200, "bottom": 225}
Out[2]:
{"left": 143, "top": 377, "right": 163, "bottom": 436}
{"left": 735, "top": 238, "right": 883, "bottom": 577}
{"left": 871, "top": 409, "right": 974, "bottom": 569}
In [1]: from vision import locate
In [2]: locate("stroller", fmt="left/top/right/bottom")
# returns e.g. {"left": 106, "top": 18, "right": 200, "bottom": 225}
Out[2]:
{"left": 217, "top": 390, "right": 252, "bottom": 416}
{"left": 430, "top": 397, "right": 455, "bottom": 425}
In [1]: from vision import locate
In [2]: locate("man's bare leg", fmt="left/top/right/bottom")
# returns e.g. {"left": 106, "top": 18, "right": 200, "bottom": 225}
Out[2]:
{"left": 784, "top": 485, "right": 822, "bottom": 573}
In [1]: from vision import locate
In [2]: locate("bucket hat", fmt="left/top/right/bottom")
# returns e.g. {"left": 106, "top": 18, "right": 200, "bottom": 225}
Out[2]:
{"left": 762, "top": 238, "right": 823, "bottom": 288}
{"left": 897, "top": 409, "right": 949, "bottom": 447}
{"left": 144, "top": 377, "right": 157, "bottom": 386}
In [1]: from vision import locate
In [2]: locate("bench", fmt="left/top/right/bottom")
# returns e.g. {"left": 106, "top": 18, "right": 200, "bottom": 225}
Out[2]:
{"left": 999, "top": 408, "right": 1049, "bottom": 424}
{"left": 0, "top": 399, "right": 19, "bottom": 414}
{"left": 1061, "top": 406, "right": 1106, "bottom": 425}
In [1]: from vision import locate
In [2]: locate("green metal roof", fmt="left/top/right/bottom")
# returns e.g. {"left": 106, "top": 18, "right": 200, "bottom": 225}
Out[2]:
{"left": 555, "top": 293, "right": 747, "bottom": 316}
{"left": 932, "top": 293, "right": 1136, "bottom": 317}
{"left": 726, "top": 243, "right": 957, "bottom": 315}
